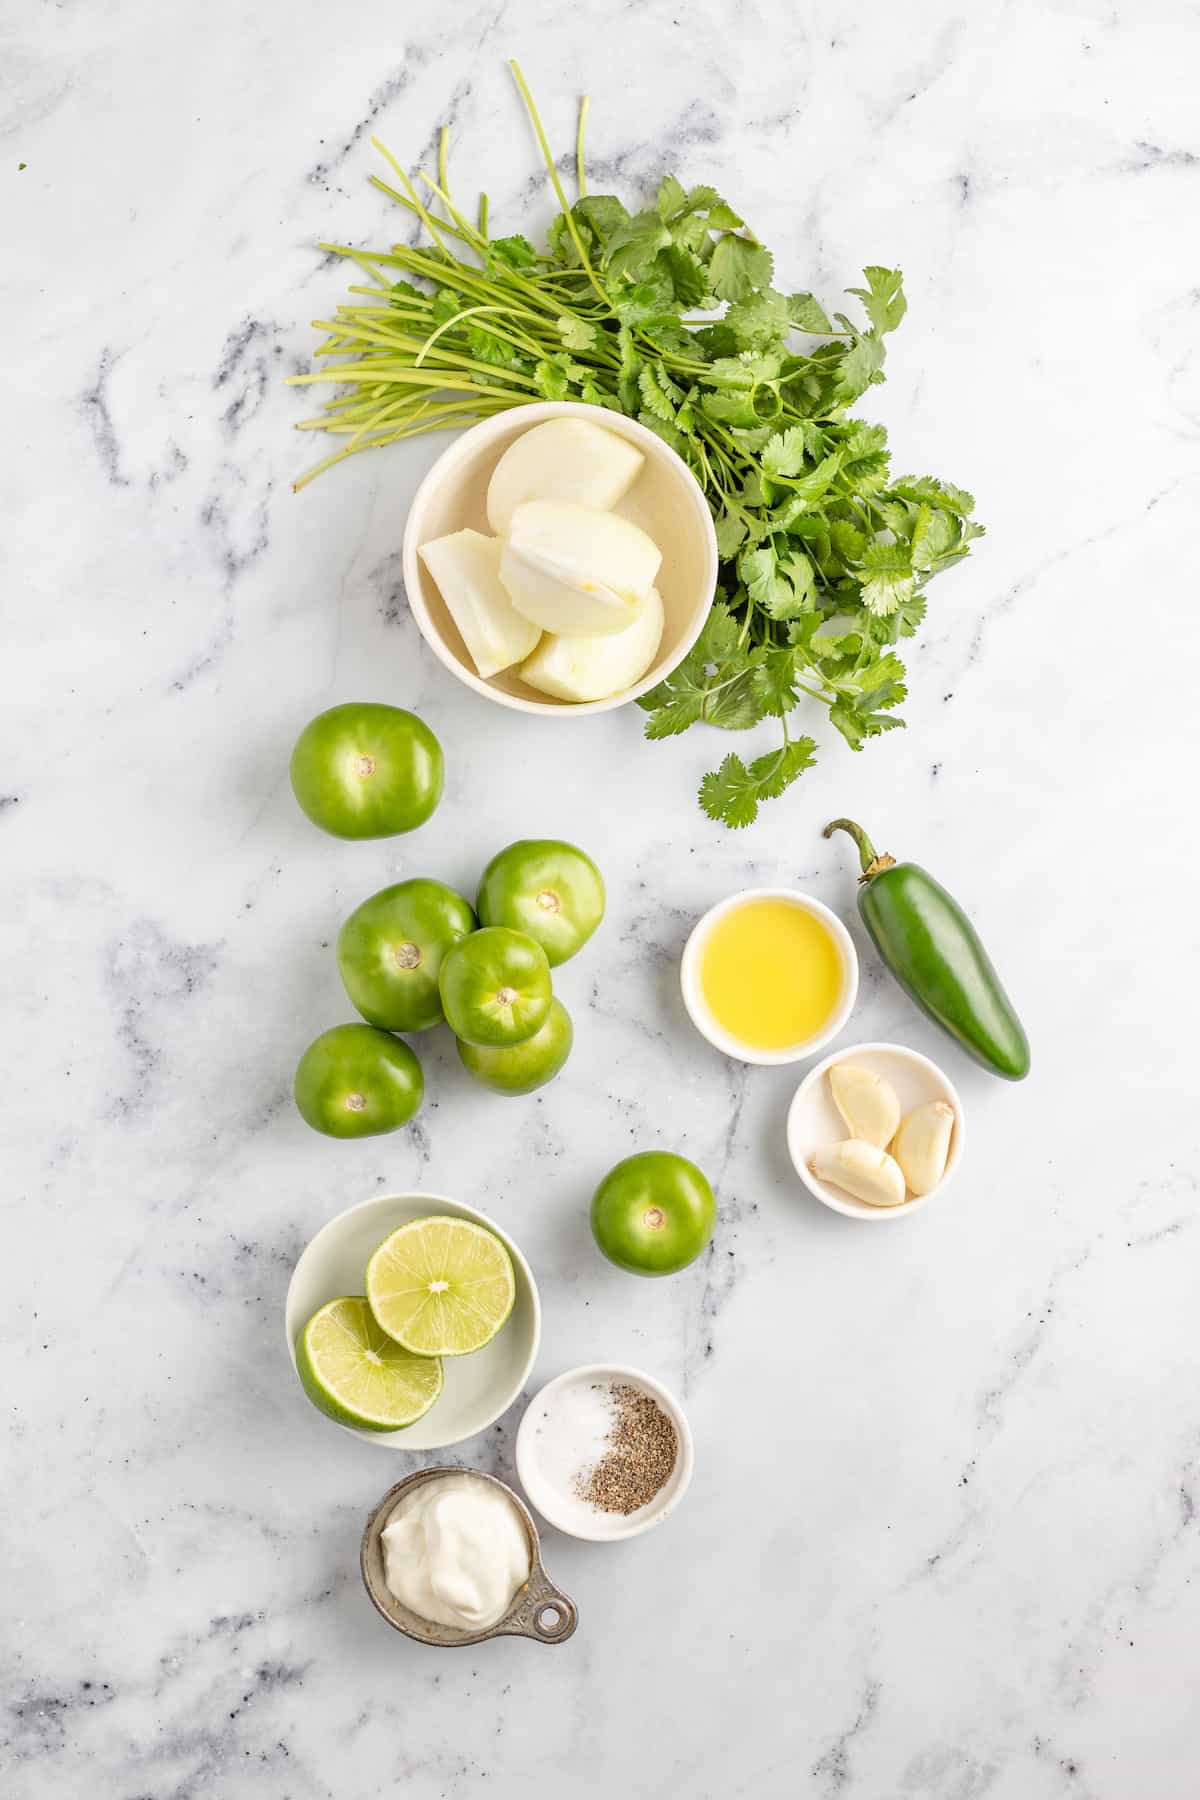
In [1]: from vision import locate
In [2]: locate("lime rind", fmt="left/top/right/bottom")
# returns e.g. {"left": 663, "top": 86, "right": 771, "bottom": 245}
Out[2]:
{"left": 365, "top": 1216, "right": 517, "bottom": 1357}
{"left": 296, "top": 1296, "right": 443, "bottom": 1431}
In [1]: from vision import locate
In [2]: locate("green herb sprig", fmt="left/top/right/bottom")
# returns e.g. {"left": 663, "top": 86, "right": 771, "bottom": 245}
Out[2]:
{"left": 291, "top": 63, "right": 983, "bottom": 827}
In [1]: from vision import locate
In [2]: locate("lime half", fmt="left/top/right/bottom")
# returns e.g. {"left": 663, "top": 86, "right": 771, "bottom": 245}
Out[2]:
{"left": 295, "top": 1296, "right": 443, "bottom": 1431}
{"left": 366, "top": 1217, "right": 516, "bottom": 1357}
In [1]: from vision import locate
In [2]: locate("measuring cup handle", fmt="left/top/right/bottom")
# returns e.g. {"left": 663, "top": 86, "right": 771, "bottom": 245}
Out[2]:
{"left": 505, "top": 1562, "right": 579, "bottom": 1644}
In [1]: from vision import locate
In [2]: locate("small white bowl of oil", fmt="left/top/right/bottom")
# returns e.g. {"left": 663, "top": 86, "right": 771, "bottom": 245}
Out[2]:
{"left": 680, "top": 888, "right": 858, "bottom": 1066}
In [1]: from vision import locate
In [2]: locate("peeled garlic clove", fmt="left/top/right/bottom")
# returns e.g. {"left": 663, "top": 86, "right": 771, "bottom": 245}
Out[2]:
{"left": 501, "top": 500, "right": 662, "bottom": 637}
{"left": 828, "top": 1062, "right": 901, "bottom": 1148}
{"left": 486, "top": 418, "right": 644, "bottom": 536}
{"left": 521, "top": 587, "right": 664, "bottom": 702}
{"left": 418, "top": 529, "right": 541, "bottom": 678}
{"left": 811, "top": 1140, "right": 907, "bottom": 1208}
{"left": 892, "top": 1102, "right": 955, "bottom": 1196}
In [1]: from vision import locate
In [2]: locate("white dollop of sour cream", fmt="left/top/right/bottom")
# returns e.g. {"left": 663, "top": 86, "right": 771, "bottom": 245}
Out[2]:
{"left": 381, "top": 1474, "right": 531, "bottom": 1632}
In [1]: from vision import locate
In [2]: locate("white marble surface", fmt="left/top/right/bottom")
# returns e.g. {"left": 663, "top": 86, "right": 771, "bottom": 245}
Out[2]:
{"left": 6, "top": 2, "right": 1200, "bottom": 1793}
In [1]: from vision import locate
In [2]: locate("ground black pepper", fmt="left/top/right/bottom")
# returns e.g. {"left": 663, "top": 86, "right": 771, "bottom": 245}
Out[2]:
{"left": 575, "top": 1382, "right": 677, "bottom": 1515}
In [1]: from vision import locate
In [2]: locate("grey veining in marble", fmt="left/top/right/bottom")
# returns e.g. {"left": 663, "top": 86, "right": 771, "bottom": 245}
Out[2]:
{"left": 5, "top": 1, "right": 1200, "bottom": 1794}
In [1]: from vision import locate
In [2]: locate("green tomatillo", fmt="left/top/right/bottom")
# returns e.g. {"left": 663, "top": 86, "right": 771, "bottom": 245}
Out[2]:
{"left": 337, "top": 878, "right": 475, "bottom": 1033}
{"left": 456, "top": 998, "right": 573, "bottom": 1095}
{"left": 289, "top": 702, "right": 443, "bottom": 839}
{"left": 590, "top": 1151, "right": 716, "bottom": 1277}
{"left": 293, "top": 1024, "right": 423, "bottom": 1138}
{"left": 438, "top": 926, "right": 552, "bottom": 1048}
{"left": 475, "top": 839, "right": 604, "bottom": 966}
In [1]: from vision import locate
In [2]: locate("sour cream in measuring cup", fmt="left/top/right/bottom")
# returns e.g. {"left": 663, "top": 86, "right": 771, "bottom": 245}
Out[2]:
{"left": 381, "top": 1474, "right": 531, "bottom": 1631}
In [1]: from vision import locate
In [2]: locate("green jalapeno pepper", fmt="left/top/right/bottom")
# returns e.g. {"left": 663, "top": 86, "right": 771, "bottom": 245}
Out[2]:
{"left": 824, "top": 817, "right": 1030, "bottom": 1081}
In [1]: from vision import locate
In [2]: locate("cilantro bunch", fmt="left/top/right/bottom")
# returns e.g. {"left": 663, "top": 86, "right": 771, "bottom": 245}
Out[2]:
{"left": 293, "top": 64, "right": 983, "bottom": 827}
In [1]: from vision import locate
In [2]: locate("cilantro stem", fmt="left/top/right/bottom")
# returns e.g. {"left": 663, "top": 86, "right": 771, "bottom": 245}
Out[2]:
{"left": 370, "top": 139, "right": 457, "bottom": 261}
{"left": 418, "top": 167, "right": 486, "bottom": 252}
{"left": 576, "top": 95, "right": 590, "bottom": 197}
{"left": 509, "top": 61, "right": 609, "bottom": 308}
{"left": 412, "top": 303, "right": 536, "bottom": 367}
{"left": 370, "top": 177, "right": 479, "bottom": 249}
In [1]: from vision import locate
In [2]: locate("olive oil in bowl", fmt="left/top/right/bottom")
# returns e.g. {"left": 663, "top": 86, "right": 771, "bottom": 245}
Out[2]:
{"left": 681, "top": 890, "right": 858, "bottom": 1065}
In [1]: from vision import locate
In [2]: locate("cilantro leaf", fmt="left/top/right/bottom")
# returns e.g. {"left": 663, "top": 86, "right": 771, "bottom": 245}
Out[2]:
{"left": 714, "top": 509, "right": 749, "bottom": 558}
{"left": 607, "top": 266, "right": 677, "bottom": 324}
{"left": 815, "top": 525, "right": 858, "bottom": 570}
{"left": 787, "top": 292, "right": 834, "bottom": 333}
{"left": 846, "top": 266, "right": 907, "bottom": 335}
{"left": 909, "top": 503, "right": 957, "bottom": 571}
{"left": 708, "top": 235, "right": 774, "bottom": 302}
{"left": 753, "top": 649, "right": 801, "bottom": 717}
{"left": 834, "top": 332, "right": 886, "bottom": 401}
{"left": 739, "top": 543, "right": 816, "bottom": 618}
{"left": 574, "top": 194, "right": 630, "bottom": 246}
{"left": 685, "top": 185, "right": 742, "bottom": 227}
{"left": 487, "top": 235, "right": 537, "bottom": 271}
{"left": 854, "top": 540, "right": 915, "bottom": 616}
{"left": 637, "top": 410, "right": 691, "bottom": 457}
{"left": 724, "top": 287, "right": 791, "bottom": 348}
{"left": 704, "top": 352, "right": 782, "bottom": 390}
{"left": 533, "top": 355, "right": 587, "bottom": 400}
{"left": 555, "top": 313, "right": 600, "bottom": 352}
{"left": 605, "top": 210, "right": 671, "bottom": 280}
{"left": 656, "top": 174, "right": 688, "bottom": 220}
{"left": 699, "top": 388, "right": 762, "bottom": 429}
{"left": 638, "top": 365, "right": 677, "bottom": 423}
{"left": 836, "top": 423, "right": 891, "bottom": 495}
{"left": 829, "top": 685, "right": 907, "bottom": 750}
{"left": 770, "top": 452, "right": 843, "bottom": 516}
{"left": 545, "top": 212, "right": 583, "bottom": 267}
{"left": 892, "top": 594, "right": 928, "bottom": 636}
{"left": 699, "top": 738, "right": 818, "bottom": 828}
{"left": 659, "top": 244, "right": 710, "bottom": 308}
{"left": 703, "top": 662, "right": 770, "bottom": 730}
{"left": 761, "top": 426, "right": 808, "bottom": 478}
{"left": 889, "top": 475, "right": 976, "bottom": 516}
{"left": 465, "top": 323, "right": 527, "bottom": 370}
{"left": 638, "top": 602, "right": 763, "bottom": 736}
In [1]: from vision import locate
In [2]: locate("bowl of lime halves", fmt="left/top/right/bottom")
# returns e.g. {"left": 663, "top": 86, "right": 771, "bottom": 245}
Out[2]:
{"left": 284, "top": 1192, "right": 540, "bottom": 1450}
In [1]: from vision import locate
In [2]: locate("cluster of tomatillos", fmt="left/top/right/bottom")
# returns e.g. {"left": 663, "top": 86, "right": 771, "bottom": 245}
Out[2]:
{"left": 289, "top": 701, "right": 603, "bottom": 1138}
{"left": 287, "top": 700, "right": 720, "bottom": 1285}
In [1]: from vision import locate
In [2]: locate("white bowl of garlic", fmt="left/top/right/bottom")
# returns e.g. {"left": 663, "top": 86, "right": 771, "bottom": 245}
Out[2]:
{"left": 401, "top": 401, "right": 718, "bottom": 715}
{"left": 786, "top": 1042, "right": 965, "bottom": 1221}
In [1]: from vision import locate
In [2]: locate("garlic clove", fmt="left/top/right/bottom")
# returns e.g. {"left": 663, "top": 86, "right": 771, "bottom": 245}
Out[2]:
{"left": 828, "top": 1062, "right": 901, "bottom": 1148}
{"left": 811, "top": 1139, "right": 907, "bottom": 1208}
{"left": 892, "top": 1102, "right": 955, "bottom": 1196}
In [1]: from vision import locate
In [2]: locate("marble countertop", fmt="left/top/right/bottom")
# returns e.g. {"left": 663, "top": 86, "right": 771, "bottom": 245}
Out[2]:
{"left": 6, "top": 2, "right": 1199, "bottom": 1793}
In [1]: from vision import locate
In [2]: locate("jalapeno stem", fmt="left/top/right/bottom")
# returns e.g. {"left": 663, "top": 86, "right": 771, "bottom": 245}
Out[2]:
{"left": 823, "top": 817, "right": 896, "bottom": 880}
{"left": 824, "top": 816, "right": 877, "bottom": 868}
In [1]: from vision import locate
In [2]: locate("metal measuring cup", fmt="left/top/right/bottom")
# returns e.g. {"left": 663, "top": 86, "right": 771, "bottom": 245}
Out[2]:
{"left": 361, "top": 1466, "right": 578, "bottom": 1647}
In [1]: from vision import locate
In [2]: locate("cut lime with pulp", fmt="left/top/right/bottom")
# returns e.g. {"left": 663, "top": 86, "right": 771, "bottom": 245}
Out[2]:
{"left": 296, "top": 1296, "right": 443, "bottom": 1431}
{"left": 366, "top": 1217, "right": 516, "bottom": 1357}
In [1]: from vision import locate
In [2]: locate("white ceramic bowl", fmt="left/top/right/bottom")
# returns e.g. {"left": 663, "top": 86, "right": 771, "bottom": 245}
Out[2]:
{"left": 400, "top": 401, "right": 718, "bottom": 715}
{"left": 284, "top": 1192, "right": 540, "bottom": 1449}
{"left": 515, "top": 1363, "right": 694, "bottom": 1542}
{"left": 786, "top": 1041, "right": 965, "bottom": 1221}
{"left": 679, "top": 888, "right": 859, "bottom": 1066}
